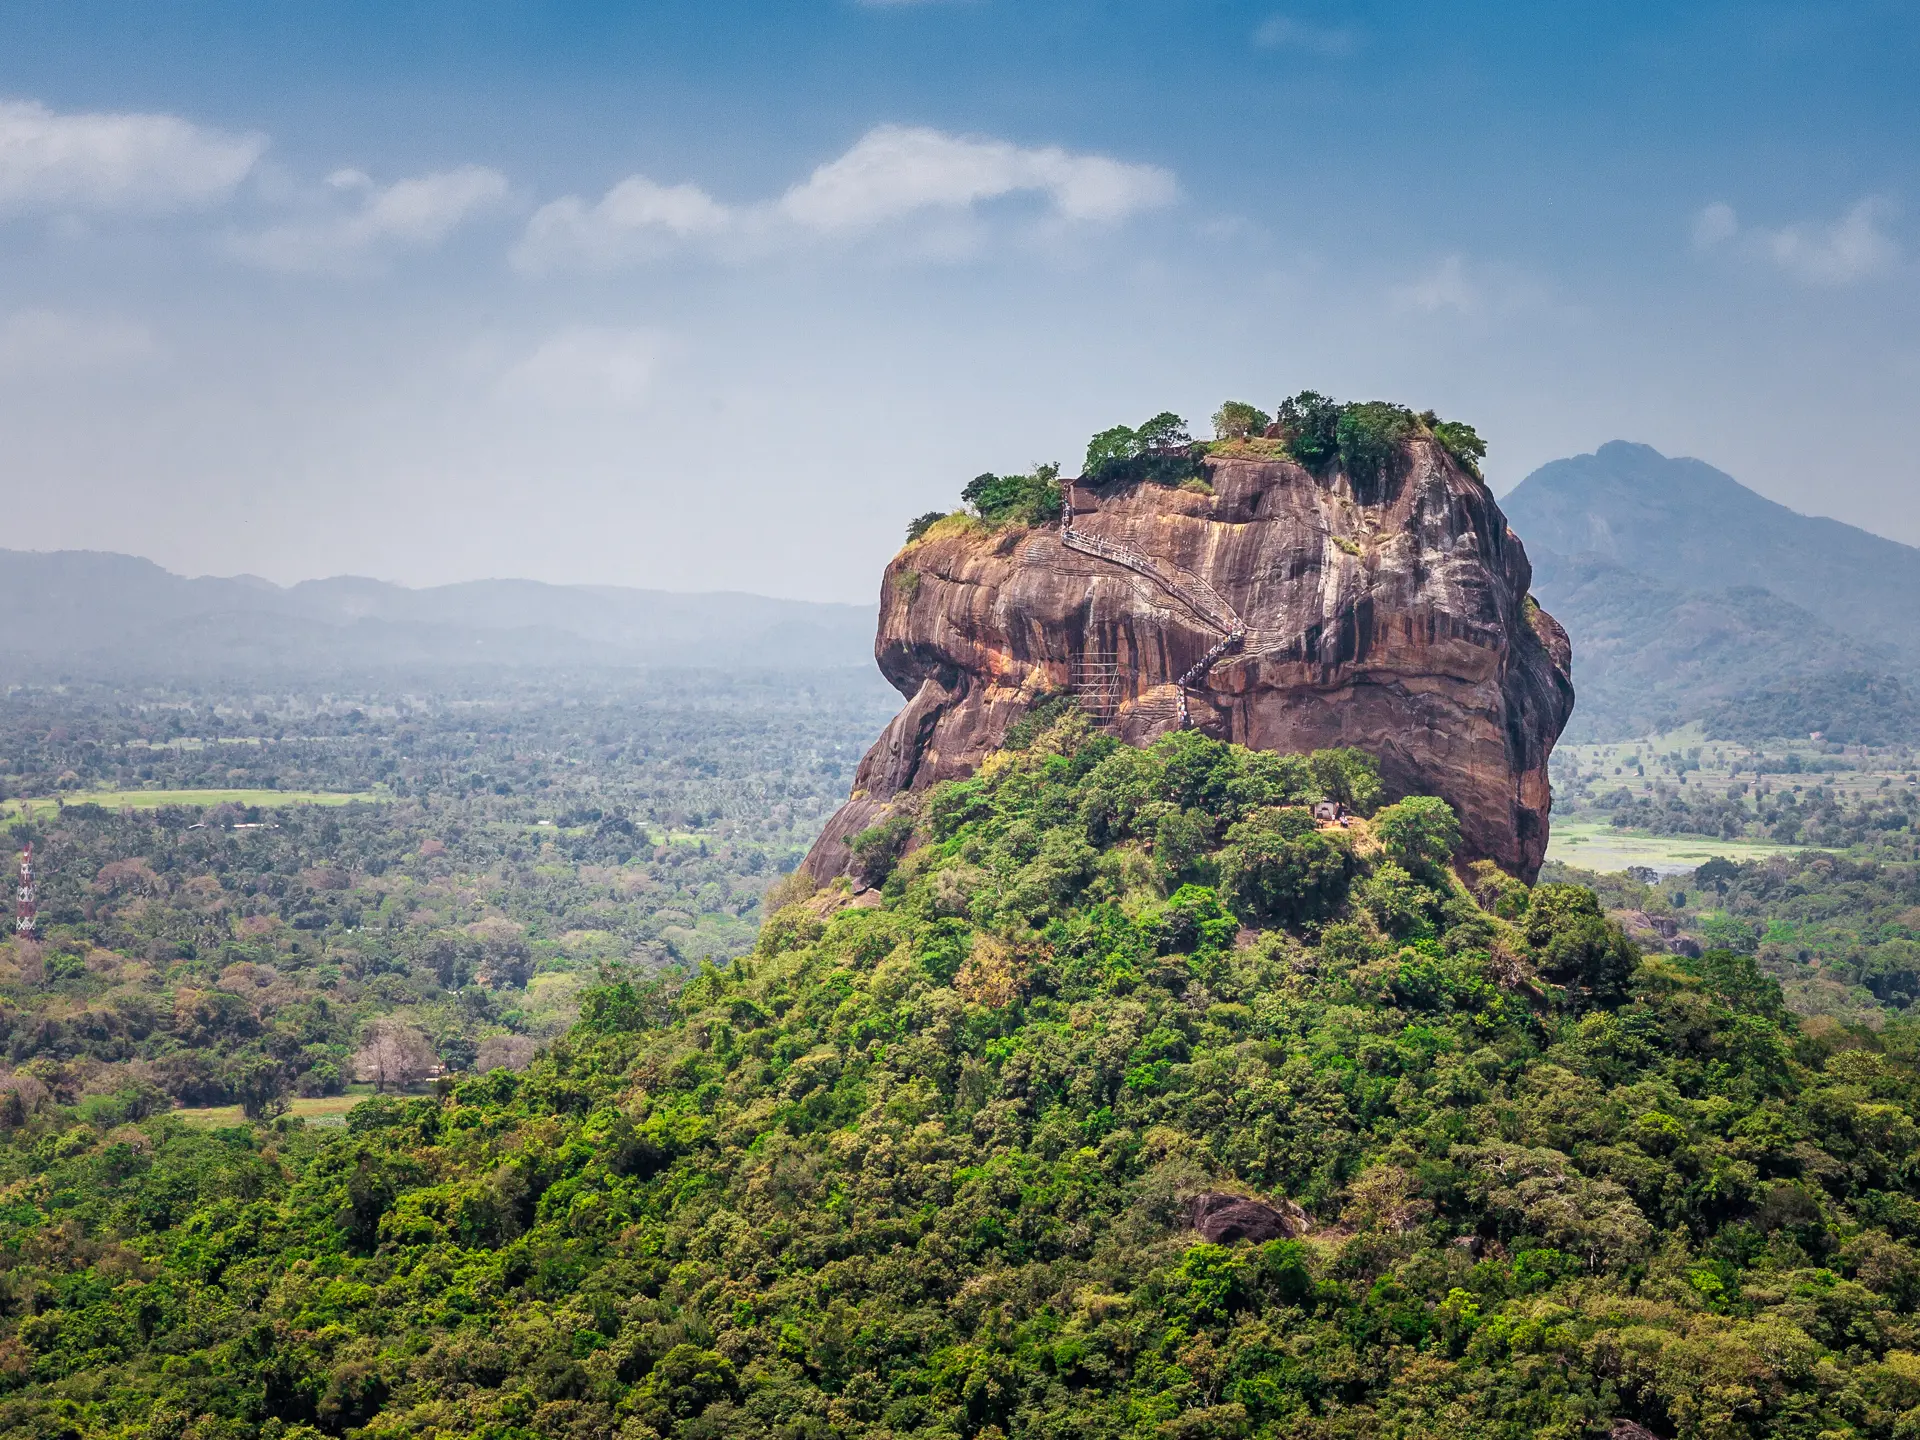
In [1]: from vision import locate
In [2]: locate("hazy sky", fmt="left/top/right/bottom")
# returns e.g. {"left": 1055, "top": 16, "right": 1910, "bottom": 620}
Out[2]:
{"left": 0, "top": 0, "right": 1914, "bottom": 602}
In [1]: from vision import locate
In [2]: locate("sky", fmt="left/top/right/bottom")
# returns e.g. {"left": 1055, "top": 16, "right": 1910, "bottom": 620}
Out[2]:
{"left": 0, "top": 0, "right": 1914, "bottom": 604}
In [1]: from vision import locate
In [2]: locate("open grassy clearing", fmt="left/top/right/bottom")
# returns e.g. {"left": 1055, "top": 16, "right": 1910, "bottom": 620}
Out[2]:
{"left": 1545, "top": 816, "right": 1818, "bottom": 876}
{"left": 172, "top": 1086, "right": 408, "bottom": 1129}
{"left": 2, "top": 787, "right": 384, "bottom": 819}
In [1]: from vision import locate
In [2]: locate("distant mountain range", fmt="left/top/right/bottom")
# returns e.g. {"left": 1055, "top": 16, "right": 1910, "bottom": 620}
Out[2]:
{"left": 0, "top": 551, "right": 878, "bottom": 678}
{"left": 1502, "top": 441, "right": 1920, "bottom": 742}
{"left": 9, "top": 441, "right": 1916, "bottom": 744}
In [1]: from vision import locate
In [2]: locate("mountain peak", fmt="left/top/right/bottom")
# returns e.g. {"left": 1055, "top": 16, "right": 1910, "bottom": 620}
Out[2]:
{"left": 1593, "top": 439, "right": 1668, "bottom": 464}
{"left": 1501, "top": 444, "right": 1920, "bottom": 737}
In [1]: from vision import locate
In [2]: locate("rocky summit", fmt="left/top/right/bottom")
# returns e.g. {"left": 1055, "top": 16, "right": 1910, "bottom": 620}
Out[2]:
{"left": 808, "top": 426, "right": 1573, "bottom": 882}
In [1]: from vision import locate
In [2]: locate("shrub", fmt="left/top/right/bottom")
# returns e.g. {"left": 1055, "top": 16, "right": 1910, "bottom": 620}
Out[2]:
{"left": 848, "top": 812, "right": 916, "bottom": 887}
{"left": 1424, "top": 414, "right": 1487, "bottom": 478}
{"left": 905, "top": 510, "right": 949, "bottom": 543}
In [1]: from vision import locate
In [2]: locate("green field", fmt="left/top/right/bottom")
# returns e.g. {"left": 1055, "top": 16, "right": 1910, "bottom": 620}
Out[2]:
{"left": 1555, "top": 723, "right": 1920, "bottom": 808}
{"left": 1545, "top": 817, "right": 1816, "bottom": 876}
{"left": 173, "top": 1089, "right": 396, "bottom": 1129}
{"left": 3, "top": 788, "right": 383, "bottom": 819}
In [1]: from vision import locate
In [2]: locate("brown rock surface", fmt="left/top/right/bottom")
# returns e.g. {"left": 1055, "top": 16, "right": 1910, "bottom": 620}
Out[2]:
{"left": 806, "top": 435, "right": 1574, "bottom": 882}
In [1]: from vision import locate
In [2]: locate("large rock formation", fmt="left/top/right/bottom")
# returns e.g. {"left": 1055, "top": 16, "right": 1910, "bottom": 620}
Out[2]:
{"left": 806, "top": 433, "right": 1574, "bottom": 882}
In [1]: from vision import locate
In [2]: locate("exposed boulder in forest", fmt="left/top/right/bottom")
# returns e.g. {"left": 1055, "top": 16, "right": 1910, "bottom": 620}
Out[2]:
{"left": 809, "top": 406, "right": 1574, "bottom": 883}
{"left": 1188, "top": 1192, "right": 1302, "bottom": 1244}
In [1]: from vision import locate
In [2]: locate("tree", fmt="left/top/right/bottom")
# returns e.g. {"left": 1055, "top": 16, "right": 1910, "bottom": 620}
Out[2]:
{"left": 477, "top": 1034, "right": 539, "bottom": 1072}
{"left": 1372, "top": 795, "right": 1461, "bottom": 878}
{"left": 231, "top": 1054, "right": 291, "bottom": 1121}
{"left": 1211, "top": 401, "right": 1271, "bottom": 441}
{"left": 1308, "top": 747, "right": 1383, "bottom": 815}
{"left": 959, "top": 466, "right": 1062, "bottom": 528}
{"left": 1218, "top": 807, "right": 1356, "bottom": 929}
{"left": 1084, "top": 415, "right": 1203, "bottom": 487}
{"left": 1334, "top": 401, "right": 1416, "bottom": 494}
{"left": 1084, "top": 424, "right": 1139, "bottom": 474}
{"left": 353, "top": 1020, "right": 436, "bottom": 1093}
{"left": 1275, "top": 391, "right": 1342, "bottom": 466}
{"left": 1134, "top": 411, "right": 1192, "bottom": 451}
{"left": 848, "top": 812, "right": 915, "bottom": 888}
{"left": 1524, "top": 884, "right": 1637, "bottom": 1007}
{"left": 1225, "top": 750, "right": 1315, "bottom": 812}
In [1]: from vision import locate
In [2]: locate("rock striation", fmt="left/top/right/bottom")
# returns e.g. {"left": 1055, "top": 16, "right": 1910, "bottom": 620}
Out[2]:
{"left": 806, "top": 433, "right": 1574, "bottom": 882}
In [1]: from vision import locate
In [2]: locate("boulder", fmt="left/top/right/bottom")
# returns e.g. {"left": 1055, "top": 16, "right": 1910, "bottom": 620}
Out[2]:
{"left": 1188, "top": 1192, "right": 1298, "bottom": 1244}
{"left": 807, "top": 434, "right": 1573, "bottom": 882}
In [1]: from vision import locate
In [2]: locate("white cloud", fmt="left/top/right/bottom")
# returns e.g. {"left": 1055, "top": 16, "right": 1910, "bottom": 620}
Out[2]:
{"left": 227, "top": 165, "right": 509, "bottom": 274}
{"left": 0, "top": 98, "right": 265, "bottom": 214}
{"left": 512, "top": 124, "right": 1177, "bottom": 272}
{"left": 1253, "top": 15, "right": 1358, "bottom": 54}
{"left": 1762, "top": 197, "right": 1899, "bottom": 285}
{"left": 0, "top": 309, "right": 158, "bottom": 375}
{"left": 1389, "top": 254, "right": 1560, "bottom": 322}
{"left": 1692, "top": 195, "right": 1900, "bottom": 285}
{"left": 778, "top": 125, "right": 1177, "bottom": 230}
{"left": 1393, "top": 254, "right": 1478, "bottom": 314}
{"left": 1692, "top": 201, "right": 1739, "bottom": 249}
{"left": 498, "top": 326, "right": 667, "bottom": 409}
{"left": 514, "top": 176, "right": 732, "bottom": 271}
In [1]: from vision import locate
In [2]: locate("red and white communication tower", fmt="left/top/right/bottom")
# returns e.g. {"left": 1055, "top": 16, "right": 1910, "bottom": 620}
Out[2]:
{"left": 14, "top": 844, "right": 34, "bottom": 937}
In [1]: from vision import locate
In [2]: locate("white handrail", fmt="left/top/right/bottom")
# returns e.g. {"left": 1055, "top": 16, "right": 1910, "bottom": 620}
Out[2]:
{"left": 1061, "top": 485, "right": 1245, "bottom": 728}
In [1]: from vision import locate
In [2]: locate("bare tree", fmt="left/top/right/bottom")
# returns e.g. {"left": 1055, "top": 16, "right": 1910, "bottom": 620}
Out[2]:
{"left": 353, "top": 1020, "right": 437, "bottom": 1093}
{"left": 476, "top": 1034, "right": 538, "bottom": 1073}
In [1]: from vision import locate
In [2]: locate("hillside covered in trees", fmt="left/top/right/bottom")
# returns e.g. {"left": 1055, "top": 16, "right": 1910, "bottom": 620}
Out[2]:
{"left": 1, "top": 712, "right": 1918, "bottom": 1440}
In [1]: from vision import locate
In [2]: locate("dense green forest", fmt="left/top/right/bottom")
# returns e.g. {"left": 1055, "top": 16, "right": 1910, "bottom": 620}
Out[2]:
{"left": 1542, "top": 852, "right": 1920, "bottom": 1032}
{"left": 3, "top": 712, "right": 1920, "bottom": 1439}
{"left": 0, "top": 672, "right": 893, "bottom": 1116}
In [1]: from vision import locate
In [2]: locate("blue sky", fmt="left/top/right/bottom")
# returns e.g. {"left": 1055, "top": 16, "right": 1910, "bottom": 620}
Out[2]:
{"left": 0, "top": 0, "right": 1914, "bottom": 601}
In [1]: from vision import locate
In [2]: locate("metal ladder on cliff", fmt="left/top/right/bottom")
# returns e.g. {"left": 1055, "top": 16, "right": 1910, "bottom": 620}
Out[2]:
{"left": 1060, "top": 488, "right": 1246, "bottom": 727}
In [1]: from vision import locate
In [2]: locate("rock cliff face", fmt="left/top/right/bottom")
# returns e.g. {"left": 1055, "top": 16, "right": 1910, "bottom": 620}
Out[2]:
{"left": 806, "top": 435, "right": 1574, "bottom": 882}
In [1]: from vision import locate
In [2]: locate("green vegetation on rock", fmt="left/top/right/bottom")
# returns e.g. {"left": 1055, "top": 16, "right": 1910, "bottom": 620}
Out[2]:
{"left": 915, "top": 394, "right": 1490, "bottom": 536}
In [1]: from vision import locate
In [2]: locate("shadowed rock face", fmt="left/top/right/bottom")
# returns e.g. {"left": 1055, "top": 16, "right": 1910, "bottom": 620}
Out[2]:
{"left": 1189, "top": 1193, "right": 1299, "bottom": 1245}
{"left": 806, "top": 436, "right": 1574, "bottom": 882}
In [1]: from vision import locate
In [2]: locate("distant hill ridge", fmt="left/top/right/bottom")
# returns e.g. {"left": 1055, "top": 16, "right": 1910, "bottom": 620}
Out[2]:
{"left": 0, "top": 550, "right": 878, "bottom": 677}
{"left": 1501, "top": 441, "right": 1920, "bottom": 740}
